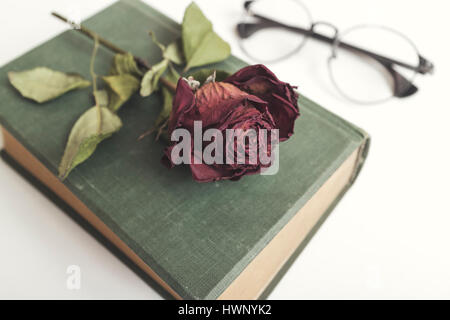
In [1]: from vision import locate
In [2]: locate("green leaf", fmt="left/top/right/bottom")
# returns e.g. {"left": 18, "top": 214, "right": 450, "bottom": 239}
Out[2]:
{"left": 8, "top": 67, "right": 91, "bottom": 103}
{"left": 164, "top": 40, "right": 184, "bottom": 65}
{"left": 93, "top": 90, "right": 109, "bottom": 107}
{"left": 149, "top": 31, "right": 166, "bottom": 53}
{"left": 156, "top": 87, "right": 174, "bottom": 127}
{"left": 104, "top": 52, "right": 142, "bottom": 112}
{"left": 103, "top": 74, "right": 140, "bottom": 112}
{"left": 188, "top": 68, "right": 231, "bottom": 84}
{"left": 182, "top": 2, "right": 231, "bottom": 71}
{"left": 149, "top": 32, "right": 184, "bottom": 65}
{"left": 140, "top": 59, "right": 169, "bottom": 97}
{"left": 58, "top": 106, "right": 122, "bottom": 179}
{"left": 165, "top": 63, "right": 181, "bottom": 84}
{"left": 104, "top": 74, "right": 140, "bottom": 100}
{"left": 110, "top": 53, "right": 143, "bottom": 77}
{"left": 138, "top": 64, "right": 179, "bottom": 141}
{"left": 155, "top": 65, "right": 179, "bottom": 125}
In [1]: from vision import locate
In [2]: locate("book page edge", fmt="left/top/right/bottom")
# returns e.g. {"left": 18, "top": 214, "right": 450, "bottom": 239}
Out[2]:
{"left": 2, "top": 127, "right": 360, "bottom": 300}
{"left": 217, "top": 146, "right": 360, "bottom": 299}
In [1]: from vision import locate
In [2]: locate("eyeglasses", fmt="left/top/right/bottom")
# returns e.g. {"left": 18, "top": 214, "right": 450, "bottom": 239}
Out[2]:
{"left": 236, "top": 0, "right": 434, "bottom": 104}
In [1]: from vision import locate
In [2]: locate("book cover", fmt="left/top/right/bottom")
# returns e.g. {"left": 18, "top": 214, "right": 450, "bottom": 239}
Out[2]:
{"left": 0, "top": 0, "right": 369, "bottom": 299}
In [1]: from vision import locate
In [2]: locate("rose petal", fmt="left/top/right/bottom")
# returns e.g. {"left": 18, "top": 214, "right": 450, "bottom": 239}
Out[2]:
{"left": 167, "top": 78, "right": 195, "bottom": 135}
{"left": 224, "top": 64, "right": 299, "bottom": 140}
{"left": 190, "top": 163, "right": 232, "bottom": 182}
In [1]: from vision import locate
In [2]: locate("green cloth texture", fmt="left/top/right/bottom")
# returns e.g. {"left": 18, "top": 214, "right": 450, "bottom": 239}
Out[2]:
{"left": 0, "top": 0, "right": 369, "bottom": 299}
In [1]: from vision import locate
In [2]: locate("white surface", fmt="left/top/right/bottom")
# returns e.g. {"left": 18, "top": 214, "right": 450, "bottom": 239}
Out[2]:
{"left": 0, "top": 0, "right": 449, "bottom": 300}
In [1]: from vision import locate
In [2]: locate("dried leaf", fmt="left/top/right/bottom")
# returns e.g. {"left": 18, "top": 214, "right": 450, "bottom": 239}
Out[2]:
{"left": 8, "top": 67, "right": 90, "bottom": 103}
{"left": 182, "top": 2, "right": 231, "bottom": 71}
{"left": 58, "top": 106, "right": 122, "bottom": 179}
{"left": 156, "top": 87, "right": 174, "bottom": 128}
{"left": 155, "top": 65, "right": 179, "bottom": 129}
{"left": 149, "top": 31, "right": 166, "bottom": 53}
{"left": 104, "top": 74, "right": 140, "bottom": 100}
{"left": 165, "top": 63, "right": 181, "bottom": 84}
{"left": 140, "top": 59, "right": 169, "bottom": 97}
{"left": 93, "top": 90, "right": 108, "bottom": 107}
{"left": 138, "top": 64, "right": 180, "bottom": 141}
{"left": 149, "top": 32, "right": 184, "bottom": 65}
{"left": 110, "top": 52, "right": 143, "bottom": 77}
{"left": 103, "top": 74, "right": 140, "bottom": 112}
{"left": 164, "top": 40, "right": 184, "bottom": 65}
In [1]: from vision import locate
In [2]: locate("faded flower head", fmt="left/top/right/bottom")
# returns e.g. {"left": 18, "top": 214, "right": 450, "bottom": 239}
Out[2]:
{"left": 162, "top": 64, "right": 300, "bottom": 182}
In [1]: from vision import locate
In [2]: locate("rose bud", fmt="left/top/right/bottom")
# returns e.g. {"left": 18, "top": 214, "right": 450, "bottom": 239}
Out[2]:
{"left": 162, "top": 65, "right": 300, "bottom": 182}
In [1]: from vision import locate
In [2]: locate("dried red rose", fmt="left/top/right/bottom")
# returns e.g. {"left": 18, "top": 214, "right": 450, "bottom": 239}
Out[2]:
{"left": 162, "top": 64, "right": 300, "bottom": 182}
{"left": 224, "top": 65, "right": 300, "bottom": 141}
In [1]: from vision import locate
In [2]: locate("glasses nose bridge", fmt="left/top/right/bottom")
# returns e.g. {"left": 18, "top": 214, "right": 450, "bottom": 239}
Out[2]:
{"left": 310, "top": 21, "right": 340, "bottom": 58}
{"left": 311, "top": 21, "right": 339, "bottom": 39}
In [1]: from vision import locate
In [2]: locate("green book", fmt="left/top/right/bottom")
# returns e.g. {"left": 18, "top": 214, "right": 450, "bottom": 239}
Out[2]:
{"left": 0, "top": 0, "right": 369, "bottom": 299}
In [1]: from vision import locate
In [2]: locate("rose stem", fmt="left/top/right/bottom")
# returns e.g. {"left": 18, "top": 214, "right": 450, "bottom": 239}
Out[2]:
{"left": 51, "top": 12, "right": 177, "bottom": 93}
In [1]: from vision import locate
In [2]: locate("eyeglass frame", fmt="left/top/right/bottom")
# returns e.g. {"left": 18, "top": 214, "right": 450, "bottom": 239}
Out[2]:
{"left": 237, "top": 0, "right": 434, "bottom": 102}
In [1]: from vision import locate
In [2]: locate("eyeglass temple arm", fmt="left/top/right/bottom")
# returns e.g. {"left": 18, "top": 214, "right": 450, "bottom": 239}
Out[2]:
{"left": 237, "top": 14, "right": 434, "bottom": 75}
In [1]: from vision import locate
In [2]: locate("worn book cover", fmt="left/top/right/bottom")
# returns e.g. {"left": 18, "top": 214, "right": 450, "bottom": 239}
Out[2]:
{"left": 0, "top": 0, "right": 369, "bottom": 299}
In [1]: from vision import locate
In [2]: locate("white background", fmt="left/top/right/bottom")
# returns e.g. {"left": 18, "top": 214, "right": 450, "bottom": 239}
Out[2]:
{"left": 0, "top": 0, "right": 449, "bottom": 299}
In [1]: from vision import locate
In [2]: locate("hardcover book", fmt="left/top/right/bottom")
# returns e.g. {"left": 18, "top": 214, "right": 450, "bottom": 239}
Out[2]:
{"left": 0, "top": 0, "right": 369, "bottom": 299}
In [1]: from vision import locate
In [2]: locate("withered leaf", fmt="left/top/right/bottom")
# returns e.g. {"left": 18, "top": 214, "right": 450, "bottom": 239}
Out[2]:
{"left": 58, "top": 106, "right": 122, "bottom": 179}
{"left": 139, "top": 59, "right": 169, "bottom": 97}
{"left": 110, "top": 52, "right": 143, "bottom": 77}
{"left": 182, "top": 3, "right": 231, "bottom": 71}
{"left": 103, "top": 74, "right": 140, "bottom": 112}
{"left": 8, "top": 67, "right": 90, "bottom": 103}
{"left": 149, "top": 32, "right": 184, "bottom": 65}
